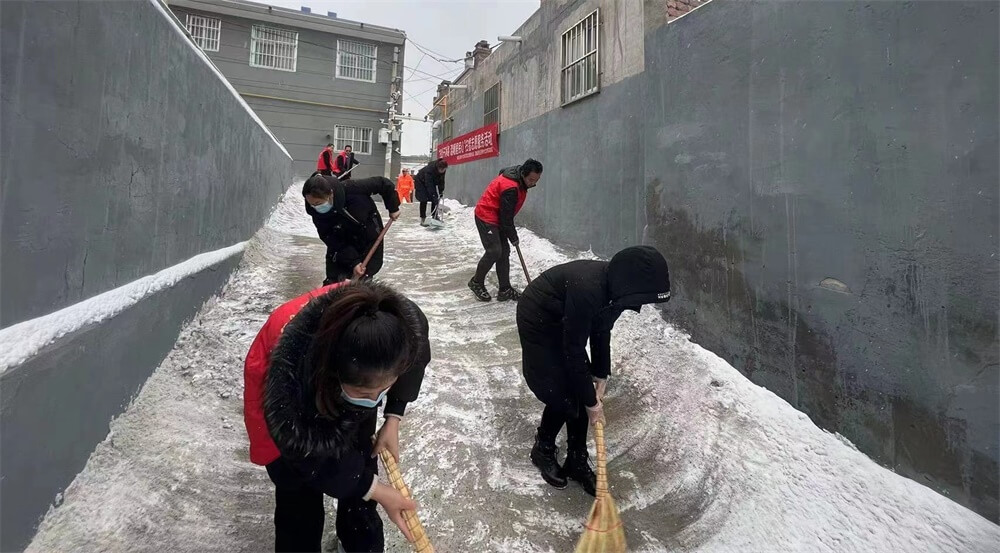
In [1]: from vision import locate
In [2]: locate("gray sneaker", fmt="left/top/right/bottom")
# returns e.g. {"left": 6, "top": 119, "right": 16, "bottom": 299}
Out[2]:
{"left": 496, "top": 287, "right": 521, "bottom": 302}
{"left": 468, "top": 279, "right": 491, "bottom": 302}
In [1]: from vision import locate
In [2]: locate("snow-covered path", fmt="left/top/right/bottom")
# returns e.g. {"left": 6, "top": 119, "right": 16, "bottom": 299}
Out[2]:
{"left": 28, "top": 187, "right": 999, "bottom": 552}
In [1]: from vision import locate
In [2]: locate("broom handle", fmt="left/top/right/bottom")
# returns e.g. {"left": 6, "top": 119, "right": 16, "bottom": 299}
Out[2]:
{"left": 594, "top": 421, "right": 609, "bottom": 498}
{"left": 378, "top": 450, "right": 435, "bottom": 553}
{"left": 514, "top": 243, "right": 531, "bottom": 283}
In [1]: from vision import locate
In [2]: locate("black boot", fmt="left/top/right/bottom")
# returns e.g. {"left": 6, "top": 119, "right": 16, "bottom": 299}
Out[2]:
{"left": 468, "top": 279, "right": 492, "bottom": 302}
{"left": 562, "top": 449, "right": 596, "bottom": 496}
{"left": 530, "top": 434, "right": 568, "bottom": 489}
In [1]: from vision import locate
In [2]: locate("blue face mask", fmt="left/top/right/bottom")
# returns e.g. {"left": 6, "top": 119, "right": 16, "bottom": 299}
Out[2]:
{"left": 340, "top": 386, "right": 389, "bottom": 409}
{"left": 313, "top": 202, "right": 333, "bottom": 214}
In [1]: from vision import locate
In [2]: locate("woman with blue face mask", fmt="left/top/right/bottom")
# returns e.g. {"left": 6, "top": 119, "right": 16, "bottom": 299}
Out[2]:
{"left": 244, "top": 280, "right": 431, "bottom": 552}
{"left": 303, "top": 172, "right": 401, "bottom": 285}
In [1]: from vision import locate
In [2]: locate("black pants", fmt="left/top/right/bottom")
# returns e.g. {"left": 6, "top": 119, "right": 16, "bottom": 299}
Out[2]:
{"left": 265, "top": 416, "right": 383, "bottom": 552}
{"left": 322, "top": 214, "right": 385, "bottom": 285}
{"left": 518, "top": 323, "right": 589, "bottom": 452}
{"left": 539, "top": 403, "right": 589, "bottom": 452}
{"left": 473, "top": 216, "right": 511, "bottom": 289}
{"left": 324, "top": 251, "right": 351, "bottom": 285}
{"left": 323, "top": 246, "right": 383, "bottom": 285}
{"left": 319, "top": 169, "right": 333, "bottom": 176}
{"left": 419, "top": 200, "right": 439, "bottom": 219}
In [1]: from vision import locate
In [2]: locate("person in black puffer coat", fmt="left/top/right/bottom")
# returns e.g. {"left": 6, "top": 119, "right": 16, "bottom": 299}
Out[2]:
{"left": 302, "top": 172, "right": 401, "bottom": 284}
{"left": 413, "top": 159, "right": 447, "bottom": 226}
{"left": 245, "top": 280, "right": 431, "bottom": 552}
{"left": 516, "top": 246, "right": 671, "bottom": 495}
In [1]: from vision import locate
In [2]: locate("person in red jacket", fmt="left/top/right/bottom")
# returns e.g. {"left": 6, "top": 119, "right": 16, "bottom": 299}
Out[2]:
{"left": 316, "top": 143, "right": 336, "bottom": 176}
{"left": 468, "top": 159, "right": 543, "bottom": 302}
{"left": 244, "top": 280, "right": 431, "bottom": 552}
{"left": 333, "top": 144, "right": 360, "bottom": 180}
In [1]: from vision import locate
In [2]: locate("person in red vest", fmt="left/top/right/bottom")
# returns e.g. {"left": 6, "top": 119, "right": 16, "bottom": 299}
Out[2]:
{"left": 468, "top": 159, "right": 543, "bottom": 302}
{"left": 244, "top": 280, "right": 431, "bottom": 552}
{"left": 334, "top": 144, "right": 360, "bottom": 180}
{"left": 316, "top": 143, "right": 336, "bottom": 176}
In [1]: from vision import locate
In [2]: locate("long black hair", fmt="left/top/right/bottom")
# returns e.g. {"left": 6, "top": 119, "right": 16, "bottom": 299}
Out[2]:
{"left": 309, "top": 281, "right": 418, "bottom": 416}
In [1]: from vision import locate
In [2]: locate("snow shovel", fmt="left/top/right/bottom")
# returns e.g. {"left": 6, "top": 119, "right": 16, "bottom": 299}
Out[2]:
{"left": 378, "top": 449, "right": 434, "bottom": 553}
{"left": 514, "top": 243, "right": 531, "bottom": 284}
{"left": 351, "top": 219, "right": 394, "bottom": 282}
{"left": 574, "top": 421, "right": 626, "bottom": 553}
{"left": 425, "top": 201, "right": 445, "bottom": 230}
{"left": 336, "top": 164, "right": 359, "bottom": 180}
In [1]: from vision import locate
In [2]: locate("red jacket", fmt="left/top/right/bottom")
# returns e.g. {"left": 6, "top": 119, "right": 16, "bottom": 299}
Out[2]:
{"left": 316, "top": 147, "right": 334, "bottom": 171}
{"left": 474, "top": 167, "right": 527, "bottom": 243}
{"left": 243, "top": 283, "right": 342, "bottom": 466}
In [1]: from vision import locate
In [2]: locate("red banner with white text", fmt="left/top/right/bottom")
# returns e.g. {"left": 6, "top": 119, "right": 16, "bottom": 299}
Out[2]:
{"left": 436, "top": 123, "right": 499, "bottom": 166}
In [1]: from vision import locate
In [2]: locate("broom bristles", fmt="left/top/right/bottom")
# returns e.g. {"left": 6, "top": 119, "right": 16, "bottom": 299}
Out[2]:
{"left": 379, "top": 450, "right": 435, "bottom": 553}
{"left": 575, "top": 421, "right": 626, "bottom": 553}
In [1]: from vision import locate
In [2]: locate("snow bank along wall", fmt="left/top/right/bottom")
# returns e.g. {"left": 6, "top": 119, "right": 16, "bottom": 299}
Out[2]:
{"left": 0, "top": 0, "right": 292, "bottom": 548}
{"left": 439, "top": 0, "right": 999, "bottom": 521}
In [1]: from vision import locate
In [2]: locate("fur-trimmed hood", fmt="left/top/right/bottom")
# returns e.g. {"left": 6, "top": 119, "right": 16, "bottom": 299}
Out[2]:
{"left": 263, "top": 284, "right": 429, "bottom": 460}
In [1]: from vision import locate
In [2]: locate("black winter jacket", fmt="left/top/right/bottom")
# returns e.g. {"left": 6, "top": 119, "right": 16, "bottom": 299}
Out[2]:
{"left": 263, "top": 287, "right": 430, "bottom": 499}
{"left": 335, "top": 151, "right": 360, "bottom": 177}
{"left": 517, "top": 246, "right": 671, "bottom": 408}
{"left": 305, "top": 176, "right": 400, "bottom": 273}
{"left": 413, "top": 161, "right": 446, "bottom": 202}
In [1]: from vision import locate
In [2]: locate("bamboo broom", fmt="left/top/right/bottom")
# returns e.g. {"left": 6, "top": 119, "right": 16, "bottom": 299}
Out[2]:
{"left": 378, "top": 449, "right": 435, "bottom": 553}
{"left": 575, "top": 421, "right": 626, "bottom": 553}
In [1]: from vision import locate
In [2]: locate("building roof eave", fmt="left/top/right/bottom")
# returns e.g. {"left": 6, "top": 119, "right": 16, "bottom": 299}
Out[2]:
{"left": 167, "top": 0, "right": 406, "bottom": 44}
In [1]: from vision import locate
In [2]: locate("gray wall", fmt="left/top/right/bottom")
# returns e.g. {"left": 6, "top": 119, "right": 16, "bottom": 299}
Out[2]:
{"left": 171, "top": 5, "right": 402, "bottom": 178}
{"left": 642, "top": 0, "right": 998, "bottom": 521}
{"left": 0, "top": 0, "right": 292, "bottom": 548}
{"left": 439, "top": 0, "right": 1000, "bottom": 521}
{"left": 439, "top": 0, "right": 646, "bottom": 256}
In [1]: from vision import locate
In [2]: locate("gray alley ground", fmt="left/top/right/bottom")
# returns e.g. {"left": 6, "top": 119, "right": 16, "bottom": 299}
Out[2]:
{"left": 27, "top": 187, "right": 1000, "bottom": 553}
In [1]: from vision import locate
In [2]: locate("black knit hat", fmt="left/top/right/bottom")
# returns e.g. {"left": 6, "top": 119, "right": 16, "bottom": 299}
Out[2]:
{"left": 607, "top": 246, "right": 671, "bottom": 307}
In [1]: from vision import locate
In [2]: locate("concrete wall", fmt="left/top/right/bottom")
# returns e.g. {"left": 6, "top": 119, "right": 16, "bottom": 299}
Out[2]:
{"left": 438, "top": 0, "right": 1000, "bottom": 521}
{"left": 170, "top": 3, "right": 403, "bottom": 178}
{"left": 439, "top": 0, "right": 648, "bottom": 256}
{"left": 0, "top": 0, "right": 292, "bottom": 548}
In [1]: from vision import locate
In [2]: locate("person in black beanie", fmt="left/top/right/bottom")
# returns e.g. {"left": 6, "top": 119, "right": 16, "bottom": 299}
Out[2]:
{"left": 516, "top": 246, "right": 671, "bottom": 495}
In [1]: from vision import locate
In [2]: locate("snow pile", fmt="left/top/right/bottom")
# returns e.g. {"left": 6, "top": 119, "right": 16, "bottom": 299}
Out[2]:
{"left": 265, "top": 183, "right": 317, "bottom": 238}
{"left": 431, "top": 198, "right": 999, "bottom": 552}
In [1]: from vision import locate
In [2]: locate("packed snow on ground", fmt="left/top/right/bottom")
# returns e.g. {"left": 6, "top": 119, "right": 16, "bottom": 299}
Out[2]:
{"left": 27, "top": 188, "right": 1000, "bottom": 553}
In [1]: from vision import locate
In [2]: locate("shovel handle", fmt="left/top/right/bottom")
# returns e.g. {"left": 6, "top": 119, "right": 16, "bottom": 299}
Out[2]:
{"left": 352, "top": 219, "right": 393, "bottom": 282}
{"left": 514, "top": 243, "right": 531, "bottom": 284}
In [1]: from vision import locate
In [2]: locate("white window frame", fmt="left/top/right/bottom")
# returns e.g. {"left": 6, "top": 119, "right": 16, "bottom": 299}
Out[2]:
{"left": 336, "top": 40, "right": 378, "bottom": 83}
{"left": 249, "top": 24, "right": 298, "bottom": 72}
{"left": 334, "top": 126, "right": 374, "bottom": 155}
{"left": 560, "top": 10, "right": 600, "bottom": 105}
{"left": 185, "top": 14, "right": 221, "bottom": 52}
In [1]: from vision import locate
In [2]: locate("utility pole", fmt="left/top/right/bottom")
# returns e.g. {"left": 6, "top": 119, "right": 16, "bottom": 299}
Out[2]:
{"left": 384, "top": 46, "right": 400, "bottom": 178}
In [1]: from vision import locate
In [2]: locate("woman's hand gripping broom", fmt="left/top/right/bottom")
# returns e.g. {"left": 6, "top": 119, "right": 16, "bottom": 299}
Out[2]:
{"left": 378, "top": 449, "right": 435, "bottom": 553}
{"left": 574, "top": 421, "right": 626, "bottom": 553}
